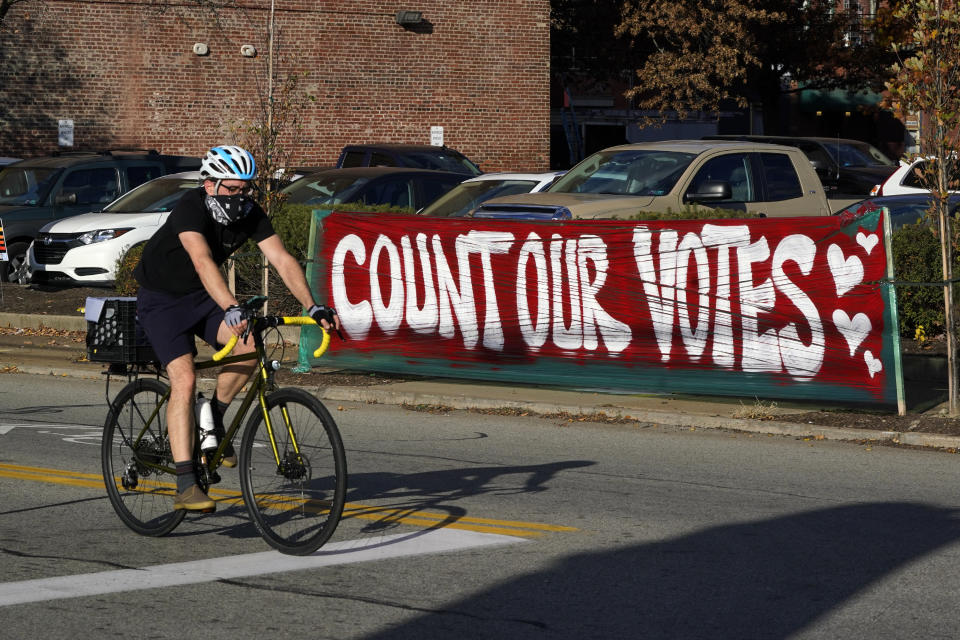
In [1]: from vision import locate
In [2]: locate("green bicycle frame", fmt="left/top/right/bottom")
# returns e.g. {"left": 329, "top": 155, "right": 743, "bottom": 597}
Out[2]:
{"left": 121, "top": 331, "right": 301, "bottom": 477}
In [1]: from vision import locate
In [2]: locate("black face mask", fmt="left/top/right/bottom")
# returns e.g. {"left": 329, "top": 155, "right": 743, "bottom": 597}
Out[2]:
{"left": 205, "top": 194, "right": 253, "bottom": 225}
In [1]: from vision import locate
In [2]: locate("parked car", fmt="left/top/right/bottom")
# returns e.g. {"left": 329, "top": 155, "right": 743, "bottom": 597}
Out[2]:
{"left": 474, "top": 140, "right": 832, "bottom": 220}
{"left": 703, "top": 134, "right": 898, "bottom": 198}
{"left": 281, "top": 166, "right": 467, "bottom": 210}
{"left": 835, "top": 193, "right": 960, "bottom": 230}
{"left": 418, "top": 171, "right": 564, "bottom": 217}
{"left": 870, "top": 156, "right": 960, "bottom": 196}
{"left": 336, "top": 143, "right": 482, "bottom": 176}
{"left": 27, "top": 171, "right": 200, "bottom": 286}
{"left": 0, "top": 149, "right": 200, "bottom": 283}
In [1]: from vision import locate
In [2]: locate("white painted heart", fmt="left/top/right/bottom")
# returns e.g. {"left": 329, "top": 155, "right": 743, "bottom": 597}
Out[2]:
{"left": 827, "top": 244, "right": 864, "bottom": 297}
{"left": 856, "top": 232, "right": 879, "bottom": 255}
{"left": 864, "top": 350, "right": 883, "bottom": 378}
{"left": 832, "top": 309, "right": 872, "bottom": 356}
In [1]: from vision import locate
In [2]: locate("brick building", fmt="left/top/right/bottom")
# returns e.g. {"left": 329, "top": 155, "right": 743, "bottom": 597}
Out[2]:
{"left": 0, "top": 1, "right": 550, "bottom": 172}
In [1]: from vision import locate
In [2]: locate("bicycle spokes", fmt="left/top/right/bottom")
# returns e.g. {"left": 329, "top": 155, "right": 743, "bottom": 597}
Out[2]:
{"left": 239, "top": 388, "right": 347, "bottom": 555}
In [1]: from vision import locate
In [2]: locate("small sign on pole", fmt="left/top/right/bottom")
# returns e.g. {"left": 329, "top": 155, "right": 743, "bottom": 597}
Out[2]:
{"left": 58, "top": 120, "right": 74, "bottom": 147}
{"left": 430, "top": 126, "right": 443, "bottom": 147}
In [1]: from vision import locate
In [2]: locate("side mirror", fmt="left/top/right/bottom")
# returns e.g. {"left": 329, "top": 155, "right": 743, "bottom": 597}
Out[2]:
{"left": 685, "top": 180, "right": 731, "bottom": 203}
{"left": 54, "top": 191, "right": 77, "bottom": 206}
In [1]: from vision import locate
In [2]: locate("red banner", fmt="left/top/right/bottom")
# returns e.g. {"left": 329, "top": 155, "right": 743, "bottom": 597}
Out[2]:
{"left": 312, "top": 210, "right": 894, "bottom": 402}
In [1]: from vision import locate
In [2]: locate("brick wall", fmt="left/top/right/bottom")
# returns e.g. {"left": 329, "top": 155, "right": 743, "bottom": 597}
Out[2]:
{"left": 0, "top": 0, "right": 550, "bottom": 172}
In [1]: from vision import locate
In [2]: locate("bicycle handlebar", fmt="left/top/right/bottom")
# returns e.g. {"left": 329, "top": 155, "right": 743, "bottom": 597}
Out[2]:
{"left": 212, "top": 316, "right": 332, "bottom": 362}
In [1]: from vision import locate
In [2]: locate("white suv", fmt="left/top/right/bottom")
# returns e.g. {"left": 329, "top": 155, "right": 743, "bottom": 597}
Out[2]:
{"left": 871, "top": 156, "right": 960, "bottom": 196}
{"left": 27, "top": 171, "right": 200, "bottom": 285}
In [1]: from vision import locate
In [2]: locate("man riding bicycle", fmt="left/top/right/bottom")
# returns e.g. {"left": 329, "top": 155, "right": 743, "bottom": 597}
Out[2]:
{"left": 134, "top": 145, "right": 340, "bottom": 511}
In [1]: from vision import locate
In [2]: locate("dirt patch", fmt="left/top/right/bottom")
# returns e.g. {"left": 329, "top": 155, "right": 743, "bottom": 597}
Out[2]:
{"left": 0, "top": 282, "right": 106, "bottom": 317}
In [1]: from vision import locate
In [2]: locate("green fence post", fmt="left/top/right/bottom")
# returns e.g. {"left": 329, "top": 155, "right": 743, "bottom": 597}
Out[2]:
{"left": 294, "top": 208, "right": 334, "bottom": 373}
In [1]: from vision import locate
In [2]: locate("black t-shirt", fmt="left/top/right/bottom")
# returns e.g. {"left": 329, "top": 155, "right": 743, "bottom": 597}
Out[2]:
{"left": 134, "top": 187, "right": 275, "bottom": 295}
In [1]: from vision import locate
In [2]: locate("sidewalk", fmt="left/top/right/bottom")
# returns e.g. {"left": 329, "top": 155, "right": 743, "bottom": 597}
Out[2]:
{"left": 1, "top": 311, "right": 959, "bottom": 451}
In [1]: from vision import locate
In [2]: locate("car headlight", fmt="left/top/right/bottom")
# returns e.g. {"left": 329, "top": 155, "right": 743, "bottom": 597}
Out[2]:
{"left": 78, "top": 228, "right": 133, "bottom": 245}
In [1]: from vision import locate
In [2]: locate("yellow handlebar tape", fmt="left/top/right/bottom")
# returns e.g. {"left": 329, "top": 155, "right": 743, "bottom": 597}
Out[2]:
{"left": 212, "top": 317, "right": 331, "bottom": 361}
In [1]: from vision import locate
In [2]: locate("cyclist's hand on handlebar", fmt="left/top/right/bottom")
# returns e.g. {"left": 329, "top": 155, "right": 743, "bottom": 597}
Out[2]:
{"left": 224, "top": 304, "right": 253, "bottom": 336}
{"left": 308, "top": 304, "right": 345, "bottom": 340}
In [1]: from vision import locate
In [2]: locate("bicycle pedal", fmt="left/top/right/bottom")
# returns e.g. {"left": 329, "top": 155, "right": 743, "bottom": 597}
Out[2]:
{"left": 207, "top": 471, "right": 222, "bottom": 485}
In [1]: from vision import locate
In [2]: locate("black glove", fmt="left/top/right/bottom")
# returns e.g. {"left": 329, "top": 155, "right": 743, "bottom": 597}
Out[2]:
{"left": 308, "top": 304, "right": 337, "bottom": 325}
{"left": 308, "top": 304, "right": 344, "bottom": 339}
{"left": 224, "top": 304, "right": 252, "bottom": 329}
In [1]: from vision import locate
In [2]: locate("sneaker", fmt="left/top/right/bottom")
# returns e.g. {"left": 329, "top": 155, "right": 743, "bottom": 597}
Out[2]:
{"left": 220, "top": 443, "right": 238, "bottom": 468}
{"left": 173, "top": 485, "right": 216, "bottom": 511}
{"left": 213, "top": 423, "right": 237, "bottom": 468}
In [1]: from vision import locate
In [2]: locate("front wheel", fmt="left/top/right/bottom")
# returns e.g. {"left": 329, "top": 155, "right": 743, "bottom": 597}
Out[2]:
{"left": 101, "top": 378, "right": 185, "bottom": 536}
{"left": 239, "top": 388, "right": 347, "bottom": 555}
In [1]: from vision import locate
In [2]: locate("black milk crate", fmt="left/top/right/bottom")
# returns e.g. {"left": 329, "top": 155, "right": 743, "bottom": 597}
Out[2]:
{"left": 85, "top": 297, "right": 158, "bottom": 364}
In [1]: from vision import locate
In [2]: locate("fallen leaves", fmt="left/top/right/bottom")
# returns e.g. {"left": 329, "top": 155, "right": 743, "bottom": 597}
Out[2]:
{"left": 0, "top": 326, "right": 84, "bottom": 339}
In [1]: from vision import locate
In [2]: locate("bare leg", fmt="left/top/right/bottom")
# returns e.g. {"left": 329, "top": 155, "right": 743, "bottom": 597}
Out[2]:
{"left": 165, "top": 353, "right": 197, "bottom": 463}
{"left": 213, "top": 320, "right": 257, "bottom": 404}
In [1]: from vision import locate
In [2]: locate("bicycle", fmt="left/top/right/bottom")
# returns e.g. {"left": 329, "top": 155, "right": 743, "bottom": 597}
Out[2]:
{"left": 98, "top": 297, "right": 347, "bottom": 556}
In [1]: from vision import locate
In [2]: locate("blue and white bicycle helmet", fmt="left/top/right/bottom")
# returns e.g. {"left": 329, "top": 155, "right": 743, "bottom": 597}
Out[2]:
{"left": 200, "top": 145, "right": 257, "bottom": 181}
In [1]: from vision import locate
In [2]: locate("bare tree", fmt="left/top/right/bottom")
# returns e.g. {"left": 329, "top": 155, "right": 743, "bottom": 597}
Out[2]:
{"left": 1, "top": 0, "right": 35, "bottom": 30}
{"left": 884, "top": 0, "right": 960, "bottom": 413}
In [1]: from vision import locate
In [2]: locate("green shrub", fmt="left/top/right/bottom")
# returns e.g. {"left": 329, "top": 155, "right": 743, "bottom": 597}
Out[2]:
{"left": 626, "top": 206, "right": 764, "bottom": 221}
{"left": 270, "top": 201, "right": 415, "bottom": 261}
{"left": 891, "top": 221, "right": 960, "bottom": 337}
{"left": 114, "top": 243, "right": 144, "bottom": 296}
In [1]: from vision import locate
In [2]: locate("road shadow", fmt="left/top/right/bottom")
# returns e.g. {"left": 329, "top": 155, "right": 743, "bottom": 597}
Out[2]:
{"left": 192, "top": 460, "right": 595, "bottom": 543}
{"left": 342, "top": 459, "right": 595, "bottom": 532}
{"left": 360, "top": 502, "right": 960, "bottom": 639}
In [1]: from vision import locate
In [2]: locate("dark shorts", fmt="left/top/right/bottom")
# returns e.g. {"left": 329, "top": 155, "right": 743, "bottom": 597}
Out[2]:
{"left": 137, "top": 287, "right": 224, "bottom": 366}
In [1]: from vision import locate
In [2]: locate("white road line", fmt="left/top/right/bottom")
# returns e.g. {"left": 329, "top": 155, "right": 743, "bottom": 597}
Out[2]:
{"left": 0, "top": 423, "right": 76, "bottom": 435}
{"left": 0, "top": 529, "right": 523, "bottom": 607}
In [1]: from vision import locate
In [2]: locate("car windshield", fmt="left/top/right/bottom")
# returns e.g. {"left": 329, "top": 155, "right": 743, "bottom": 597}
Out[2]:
{"left": 103, "top": 176, "right": 200, "bottom": 213}
{"left": 825, "top": 142, "right": 896, "bottom": 167}
{"left": 400, "top": 151, "right": 482, "bottom": 176}
{"left": 549, "top": 149, "right": 696, "bottom": 196}
{"left": 420, "top": 179, "right": 539, "bottom": 217}
{"left": 0, "top": 166, "right": 61, "bottom": 206}
{"left": 282, "top": 174, "right": 369, "bottom": 205}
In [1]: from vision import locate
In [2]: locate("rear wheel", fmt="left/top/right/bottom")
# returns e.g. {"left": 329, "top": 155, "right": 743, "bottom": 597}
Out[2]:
{"left": 239, "top": 388, "right": 347, "bottom": 555}
{"left": 101, "top": 378, "right": 185, "bottom": 536}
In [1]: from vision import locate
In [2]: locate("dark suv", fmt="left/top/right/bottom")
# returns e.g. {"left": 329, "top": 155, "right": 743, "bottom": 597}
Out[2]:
{"left": 702, "top": 135, "right": 898, "bottom": 197}
{"left": 336, "top": 143, "right": 482, "bottom": 176}
{"left": 0, "top": 149, "right": 200, "bottom": 283}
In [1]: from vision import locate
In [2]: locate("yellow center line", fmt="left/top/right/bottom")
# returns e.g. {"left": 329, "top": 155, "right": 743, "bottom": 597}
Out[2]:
{"left": 0, "top": 462, "right": 578, "bottom": 537}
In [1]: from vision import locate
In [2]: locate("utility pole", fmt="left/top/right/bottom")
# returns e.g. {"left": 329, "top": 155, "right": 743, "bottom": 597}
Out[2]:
{"left": 262, "top": 0, "right": 276, "bottom": 312}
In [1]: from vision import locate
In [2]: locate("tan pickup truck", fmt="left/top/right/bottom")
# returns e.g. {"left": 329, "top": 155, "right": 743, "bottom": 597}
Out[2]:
{"left": 473, "top": 140, "right": 841, "bottom": 220}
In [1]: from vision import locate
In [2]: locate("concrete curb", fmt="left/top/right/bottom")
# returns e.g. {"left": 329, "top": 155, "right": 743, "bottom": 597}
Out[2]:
{"left": 4, "top": 311, "right": 960, "bottom": 452}
{"left": 315, "top": 386, "right": 960, "bottom": 451}
{"left": 0, "top": 312, "right": 302, "bottom": 341}
{"left": 0, "top": 312, "right": 87, "bottom": 331}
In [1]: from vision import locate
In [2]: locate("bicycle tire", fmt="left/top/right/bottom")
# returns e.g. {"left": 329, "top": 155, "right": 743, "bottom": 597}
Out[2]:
{"left": 101, "top": 377, "right": 186, "bottom": 536}
{"left": 239, "top": 388, "right": 347, "bottom": 555}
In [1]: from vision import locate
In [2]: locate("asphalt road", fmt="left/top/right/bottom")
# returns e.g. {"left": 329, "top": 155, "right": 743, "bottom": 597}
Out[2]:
{"left": 2, "top": 373, "right": 960, "bottom": 639}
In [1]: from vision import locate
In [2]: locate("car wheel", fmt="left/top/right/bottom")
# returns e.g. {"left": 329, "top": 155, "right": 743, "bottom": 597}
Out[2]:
{"left": 0, "top": 241, "right": 31, "bottom": 285}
